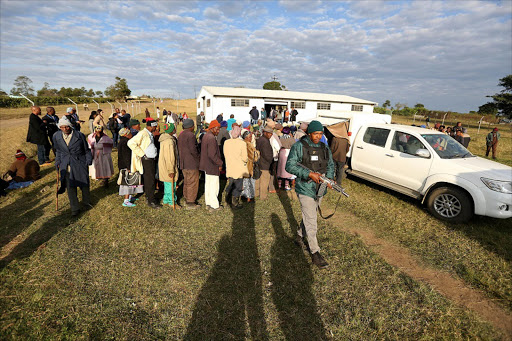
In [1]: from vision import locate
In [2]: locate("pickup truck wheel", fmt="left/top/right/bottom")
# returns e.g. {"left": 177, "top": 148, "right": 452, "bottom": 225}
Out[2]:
{"left": 426, "top": 187, "right": 473, "bottom": 223}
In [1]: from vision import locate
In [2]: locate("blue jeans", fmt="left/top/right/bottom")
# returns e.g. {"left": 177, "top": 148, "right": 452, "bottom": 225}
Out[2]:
{"left": 37, "top": 144, "right": 47, "bottom": 164}
{"left": 112, "top": 131, "right": 119, "bottom": 147}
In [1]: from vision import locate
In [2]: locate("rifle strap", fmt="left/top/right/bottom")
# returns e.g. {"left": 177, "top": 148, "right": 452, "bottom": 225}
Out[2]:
{"left": 317, "top": 192, "right": 343, "bottom": 219}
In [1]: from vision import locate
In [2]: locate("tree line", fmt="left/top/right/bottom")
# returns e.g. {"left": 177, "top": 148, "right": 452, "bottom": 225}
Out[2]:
{"left": 1, "top": 75, "right": 132, "bottom": 100}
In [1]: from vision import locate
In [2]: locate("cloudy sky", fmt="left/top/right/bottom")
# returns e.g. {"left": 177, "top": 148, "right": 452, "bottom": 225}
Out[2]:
{"left": 0, "top": 0, "right": 511, "bottom": 112}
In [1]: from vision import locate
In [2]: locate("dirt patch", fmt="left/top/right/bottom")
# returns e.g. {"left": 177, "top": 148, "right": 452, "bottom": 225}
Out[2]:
{"left": 329, "top": 211, "right": 512, "bottom": 340}
{"left": 0, "top": 117, "right": 27, "bottom": 130}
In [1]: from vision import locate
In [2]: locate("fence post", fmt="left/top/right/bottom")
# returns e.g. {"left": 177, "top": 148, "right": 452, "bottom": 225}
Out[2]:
{"left": 107, "top": 101, "right": 114, "bottom": 114}
{"left": 67, "top": 98, "right": 78, "bottom": 113}
{"left": 18, "top": 93, "right": 35, "bottom": 106}
{"left": 477, "top": 116, "right": 485, "bottom": 135}
{"left": 441, "top": 113, "right": 448, "bottom": 126}
{"left": 92, "top": 99, "right": 100, "bottom": 109}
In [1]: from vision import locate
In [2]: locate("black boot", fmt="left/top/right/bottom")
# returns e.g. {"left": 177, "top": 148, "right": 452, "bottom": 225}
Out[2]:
{"left": 311, "top": 252, "right": 328, "bottom": 269}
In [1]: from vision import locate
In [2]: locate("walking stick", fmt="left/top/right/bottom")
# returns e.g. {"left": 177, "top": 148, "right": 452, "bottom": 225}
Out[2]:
{"left": 56, "top": 166, "right": 59, "bottom": 211}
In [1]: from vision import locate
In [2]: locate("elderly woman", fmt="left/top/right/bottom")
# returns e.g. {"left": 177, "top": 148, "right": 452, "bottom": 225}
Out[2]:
{"left": 117, "top": 128, "right": 143, "bottom": 207}
{"left": 277, "top": 127, "right": 296, "bottom": 190}
{"left": 241, "top": 130, "right": 259, "bottom": 202}
{"left": 87, "top": 125, "right": 114, "bottom": 187}
{"left": 224, "top": 125, "right": 248, "bottom": 208}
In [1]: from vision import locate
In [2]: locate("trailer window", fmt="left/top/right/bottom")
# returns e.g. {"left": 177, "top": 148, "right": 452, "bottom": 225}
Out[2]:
{"left": 197, "top": 102, "right": 200, "bottom": 108}
{"left": 207, "top": 99, "right": 211, "bottom": 107}
{"left": 291, "top": 101, "right": 305, "bottom": 109}
{"left": 351, "top": 105, "right": 363, "bottom": 112}
{"left": 363, "top": 127, "right": 390, "bottom": 147}
{"left": 317, "top": 103, "right": 331, "bottom": 110}
{"left": 231, "top": 99, "right": 250, "bottom": 107}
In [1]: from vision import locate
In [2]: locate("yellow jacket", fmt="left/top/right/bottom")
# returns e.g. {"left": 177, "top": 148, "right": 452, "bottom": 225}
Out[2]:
{"left": 127, "top": 129, "right": 152, "bottom": 174}
{"left": 158, "top": 133, "right": 179, "bottom": 182}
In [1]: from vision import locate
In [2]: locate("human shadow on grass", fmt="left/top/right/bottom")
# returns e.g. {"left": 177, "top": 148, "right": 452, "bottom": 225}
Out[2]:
{"left": 0, "top": 183, "right": 106, "bottom": 270}
{"left": 184, "top": 197, "right": 269, "bottom": 340}
{"left": 0, "top": 177, "right": 54, "bottom": 249}
{"left": 270, "top": 213, "right": 329, "bottom": 341}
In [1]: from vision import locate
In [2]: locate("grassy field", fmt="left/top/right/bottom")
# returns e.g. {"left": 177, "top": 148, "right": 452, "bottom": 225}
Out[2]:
{"left": 0, "top": 104, "right": 511, "bottom": 339}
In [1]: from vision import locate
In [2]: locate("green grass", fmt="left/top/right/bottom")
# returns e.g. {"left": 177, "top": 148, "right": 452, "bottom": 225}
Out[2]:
{"left": 0, "top": 176, "right": 500, "bottom": 339}
{"left": 0, "top": 108, "right": 511, "bottom": 339}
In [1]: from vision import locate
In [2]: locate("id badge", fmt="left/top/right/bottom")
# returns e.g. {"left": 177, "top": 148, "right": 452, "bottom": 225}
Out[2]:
{"left": 310, "top": 155, "right": 319, "bottom": 161}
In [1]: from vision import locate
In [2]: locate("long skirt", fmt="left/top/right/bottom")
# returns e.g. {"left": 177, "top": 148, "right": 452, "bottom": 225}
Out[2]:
{"left": 89, "top": 151, "right": 114, "bottom": 179}
{"left": 241, "top": 177, "right": 256, "bottom": 199}
{"left": 119, "top": 185, "right": 144, "bottom": 196}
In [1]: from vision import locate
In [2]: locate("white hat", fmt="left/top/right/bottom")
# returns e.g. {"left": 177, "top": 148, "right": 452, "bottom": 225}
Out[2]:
{"left": 66, "top": 107, "right": 74, "bottom": 113}
{"left": 58, "top": 116, "right": 72, "bottom": 127}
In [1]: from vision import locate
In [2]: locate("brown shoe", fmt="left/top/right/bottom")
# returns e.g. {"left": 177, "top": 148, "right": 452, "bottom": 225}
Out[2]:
{"left": 311, "top": 252, "right": 328, "bottom": 269}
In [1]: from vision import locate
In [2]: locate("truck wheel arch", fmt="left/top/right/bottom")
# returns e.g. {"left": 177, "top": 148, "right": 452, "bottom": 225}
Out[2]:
{"left": 423, "top": 182, "right": 475, "bottom": 214}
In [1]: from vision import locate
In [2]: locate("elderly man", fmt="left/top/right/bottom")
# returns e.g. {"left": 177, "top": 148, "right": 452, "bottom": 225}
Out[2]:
{"left": 128, "top": 118, "right": 161, "bottom": 209}
{"left": 178, "top": 119, "right": 201, "bottom": 209}
{"left": 255, "top": 126, "right": 274, "bottom": 200}
{"left": 196, "top": 111, "right": 205, "bottom": 136}
{"left": 286, "top": 120, "right": 335, "bottom": 269}
{"left": 53, "top": 116, "right": 92, "bottom": 216}
{"left": 26, "top": 106, "right": 52, "bottom": 166}
{"left": 129, "top": 119, "right": 141, "bottom": 136}
{"left": 158, "top": 123, "right": 180, "bottom": 208}
{"left": 200, "top": 120, "right": 223, "bottom": 211}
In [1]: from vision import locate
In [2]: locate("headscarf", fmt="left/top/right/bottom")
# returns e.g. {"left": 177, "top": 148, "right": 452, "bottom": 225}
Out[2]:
{"left": 58, "top": 116, "right": 72, "bottom": 127}
{"left": 164, "top": 123, "right": 175, "bottom": 134}
{"left": 231, "top": 125, "right": 242, "bottom": 138}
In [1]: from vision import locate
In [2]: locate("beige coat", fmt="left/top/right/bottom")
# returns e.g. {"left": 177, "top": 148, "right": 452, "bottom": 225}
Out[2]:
{"left": 158, "top": 133, "right": 179, "bottom": 182}
{"left": 224, "top": 138, "right": 248, "bottom": 179}
{"left": 127, "top": 128, "right": 153, "bottom": 174}
{"left": 93, "top": 114, "right": 107, "bottom": 129}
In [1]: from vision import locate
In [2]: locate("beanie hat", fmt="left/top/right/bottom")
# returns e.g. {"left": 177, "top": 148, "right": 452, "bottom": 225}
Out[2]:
{"left": 183, "top": 119, "right": 194, "bottom": 129}
{"left": 290, "top": 125, "right": 297, "bottom": 132}
{"left": 119, "top": 128, "right": 130, "bottom": 137}
{"left": 241, "top": 130, "right": 251, "bottom": 139}
{"left": 263, "top": 126, "right": 273, "bottom": 133}
{"left": 220, "top": 120, "right": 228, "bottom": 127}
{"left": 282, "top": 127, "right": 291, "bottom": 135}
{"left": 58, "top": 116, "right": 72, "bottom": 127}
{"left": 307, "top": 120, "right": 323, "bottom": 134}
{"left": 143, "top": 117, "right": 158, "bottom": 127}
{"left": 164, "top": 123, "right": 175, "bottom": 134}
{"left": 66, "top": 107, "right": 74, "bottom": 113}
{"left": 207, "top": 120, "right": 220, "bottom": 130}
{"left": 266, "top": 119, "right": 276, "bottom": 129}
{"left": 15, "top": 149, "right": 26, "bottom": 159}
{"left": 129, "top": 119, "right": 140, "bottom": 126}
{"left": 242, "top": 120, "right": 250, "bottom": 128}
{"left": 299, "top": 122, "right": 308, "bottom": 131}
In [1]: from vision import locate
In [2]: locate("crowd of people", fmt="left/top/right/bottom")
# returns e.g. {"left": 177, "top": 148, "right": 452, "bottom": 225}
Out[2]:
{"left": 0, "top": 105, "right": 506, "bottom": 267}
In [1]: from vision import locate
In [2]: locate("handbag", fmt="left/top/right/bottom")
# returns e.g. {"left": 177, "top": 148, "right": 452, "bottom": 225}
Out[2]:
{"left": 118, "top": 169, "right": 142, "bottom": 186}
{"left": 253, "top": 160, "right": 262, "bottom": 180}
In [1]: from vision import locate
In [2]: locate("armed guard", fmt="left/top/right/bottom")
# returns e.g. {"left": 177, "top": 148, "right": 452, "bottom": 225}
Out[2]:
{"left": 286, "top": 120, "right": 335, "bottom": 268}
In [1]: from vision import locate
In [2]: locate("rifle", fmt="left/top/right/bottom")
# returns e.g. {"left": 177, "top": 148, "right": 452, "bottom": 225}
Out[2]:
{"left": 297, "top": 163, "right": 349, "bottom": 198}
{"left": 296, "top": 162, "right": 349, "bottom": 219}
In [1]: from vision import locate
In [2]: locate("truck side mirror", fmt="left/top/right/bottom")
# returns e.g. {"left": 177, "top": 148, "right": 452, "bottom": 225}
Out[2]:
{"left": 415, "top": 149, "right": 431, "bottom": 158}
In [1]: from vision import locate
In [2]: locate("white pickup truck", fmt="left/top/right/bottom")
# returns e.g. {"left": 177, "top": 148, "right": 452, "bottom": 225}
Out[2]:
{"left": 343, "top": 123, "right": 512, "bottom": 222}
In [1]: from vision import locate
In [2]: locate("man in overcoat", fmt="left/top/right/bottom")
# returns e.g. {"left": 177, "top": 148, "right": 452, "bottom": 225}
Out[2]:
{"left": 53, "top": 116, "right": 92, "bottom": 216}
{"left": 178, "top": 119, "right": 201, "bottom": 209}
{"left": 199, "top": 120, "right": 223, "bottom": 211}
{"left": 27, "top": 106, "right": 51, "bottom": 166}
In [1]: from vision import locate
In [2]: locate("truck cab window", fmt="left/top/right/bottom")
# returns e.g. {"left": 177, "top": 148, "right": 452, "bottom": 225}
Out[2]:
{"left": 363, "top": 127, "right": 390, "bottom": 147}
{"left": 391, "top": 132, "right": 426, "bottom": 155}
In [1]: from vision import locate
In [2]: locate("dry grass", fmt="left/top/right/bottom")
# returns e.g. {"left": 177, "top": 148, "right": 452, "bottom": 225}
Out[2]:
{"left": 0, "top": 105, "right": 510, "bottom": 339}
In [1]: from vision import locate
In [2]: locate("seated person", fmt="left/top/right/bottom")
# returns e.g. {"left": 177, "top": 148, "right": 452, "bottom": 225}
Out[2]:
{"left": 4, "top": 150, "right": 41, "bottom": 183}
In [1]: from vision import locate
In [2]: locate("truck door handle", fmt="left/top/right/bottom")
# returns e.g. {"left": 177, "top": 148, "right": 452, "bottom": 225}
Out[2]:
{"left": 357, "top": 146, "right": 363, "bottom": 149}
{"left": 385, "top": 153, "right": 394, "bottom": 157}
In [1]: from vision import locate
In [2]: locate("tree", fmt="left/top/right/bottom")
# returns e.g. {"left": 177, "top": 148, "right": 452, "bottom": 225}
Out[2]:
{"left": 86, "top": 89, "right": 95, "bottom": 97}
{"left": 487, "top": 75, "right": 512, "bottom": 118}
{"left": 383, "top": 100, "right": 391, "bottom": 108}
{"left": 37, "top": 82, "right": 58, "bottom": 97}
{"left": 394, "top": 102, "right": 405, "bottom": 111}
{"left": 10, "top": 75, "right": 34, "bottom": 96}
{"left": 0, "top": 89, "right": 7, "bottom": 96}
{"left": 478, "top": 102, "right": 498, "bottom": 116}
{"left": 414, "top": 103, "right": 424, "bottom": 108}
{"left": 95, "top": 90, "right": 103, "bottom": 97}
{"left": 263, "top": 81, "right": 285, "bottom": 90}
{"left": 105, "top": 76, "right": 131, "bottom": 99}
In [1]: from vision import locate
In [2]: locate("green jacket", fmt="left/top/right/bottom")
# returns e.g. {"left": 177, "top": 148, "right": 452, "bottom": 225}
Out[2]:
{"left": 285, "top": 137, "right": 335, "bottom": 199}
{"left": 486, "top": 131, "right": 500, "bottom": 145}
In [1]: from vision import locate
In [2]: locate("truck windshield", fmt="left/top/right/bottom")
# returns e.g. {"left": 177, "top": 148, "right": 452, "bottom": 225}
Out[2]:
{"left": 421, "top": 134, "right": 474, "bottom": 159}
